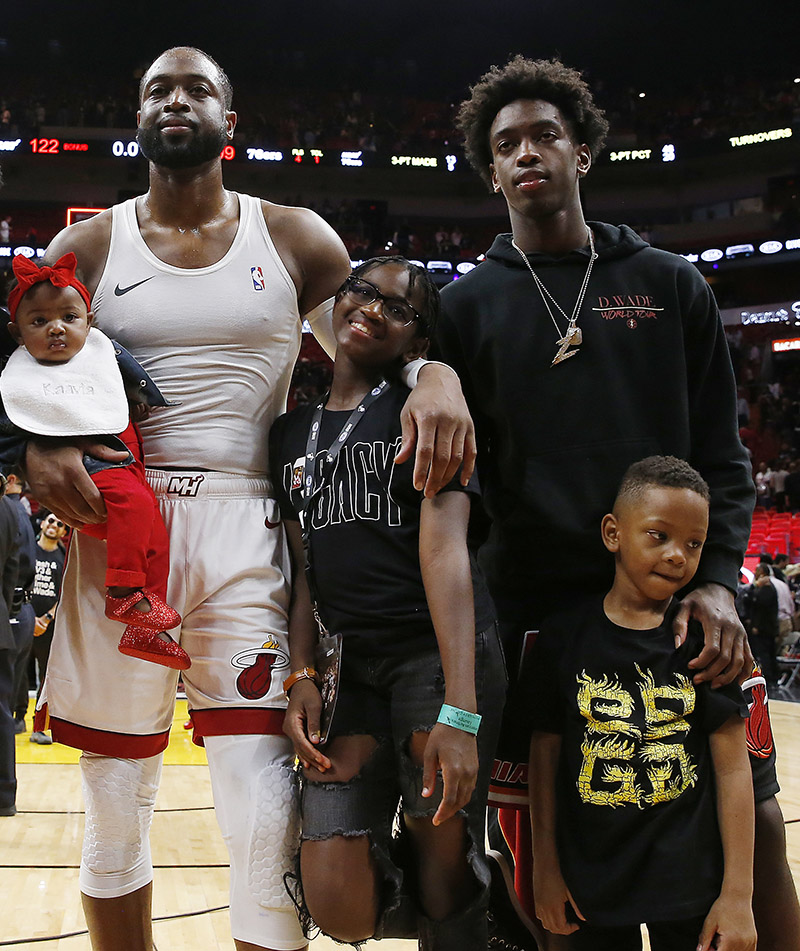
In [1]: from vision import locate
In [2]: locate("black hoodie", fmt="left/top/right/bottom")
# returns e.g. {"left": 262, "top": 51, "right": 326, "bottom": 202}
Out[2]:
{"left": 436, "top": 222, "right": 754, "bottom": 622}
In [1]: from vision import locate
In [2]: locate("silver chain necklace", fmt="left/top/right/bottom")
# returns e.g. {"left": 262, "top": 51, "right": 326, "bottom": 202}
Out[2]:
{"left": 511, "top": 228, "right": 597, "bottom": 366}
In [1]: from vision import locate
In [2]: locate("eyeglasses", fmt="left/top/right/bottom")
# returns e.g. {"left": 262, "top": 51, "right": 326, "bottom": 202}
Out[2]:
{"left": 341, "top": 275, "right": 420, "bottom": 327}
{"left": 44, "top": 517, "right": 65, "bottom": 528}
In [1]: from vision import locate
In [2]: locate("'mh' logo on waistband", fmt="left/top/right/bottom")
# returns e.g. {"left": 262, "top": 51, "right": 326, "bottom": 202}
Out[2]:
{"left": 166, "top": 474, "right": 206, "bottom": 497}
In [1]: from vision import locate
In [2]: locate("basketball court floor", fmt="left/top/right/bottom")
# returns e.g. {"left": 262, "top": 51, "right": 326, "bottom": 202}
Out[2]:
{"left": 3, "top": 696, "right": 799, "bottom": 949}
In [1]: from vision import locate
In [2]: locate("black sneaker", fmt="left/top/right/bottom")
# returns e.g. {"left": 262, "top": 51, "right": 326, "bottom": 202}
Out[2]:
{"left": 13, "top": 718, "right": 25, "bottom": 735}
{"left": 487, "top": 849, "right": 542, "bottom": 951}
{"left": 0, "top": 804, "right": 16, "bottom": 817}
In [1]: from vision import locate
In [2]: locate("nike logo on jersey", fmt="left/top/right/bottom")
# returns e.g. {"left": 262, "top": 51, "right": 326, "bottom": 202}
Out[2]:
{"left": 114, "top": 276, "right": 155, "bottom": 296}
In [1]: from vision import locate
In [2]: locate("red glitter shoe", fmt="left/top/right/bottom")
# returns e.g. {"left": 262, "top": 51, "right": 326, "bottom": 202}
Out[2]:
{"left": 106, "top": 589, "right": 181, "bottom": 632}
{"left": 118, "top": 626, "right": 191, "bottom": 671}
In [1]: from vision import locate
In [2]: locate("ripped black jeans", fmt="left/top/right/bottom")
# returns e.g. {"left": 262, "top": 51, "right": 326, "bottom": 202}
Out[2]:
{"left": 296, "top": 625, "right": 506, "bottom": 950}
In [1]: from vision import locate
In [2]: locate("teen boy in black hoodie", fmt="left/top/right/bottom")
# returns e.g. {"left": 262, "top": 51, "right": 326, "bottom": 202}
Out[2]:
{"left": 435, "top": 55, "right": 798, "bottom": 951}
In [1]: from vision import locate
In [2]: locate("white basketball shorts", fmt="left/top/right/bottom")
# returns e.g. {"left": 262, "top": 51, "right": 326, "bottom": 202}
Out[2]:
{"left": 37, "top": 470, "right": 293, "bottom": 755}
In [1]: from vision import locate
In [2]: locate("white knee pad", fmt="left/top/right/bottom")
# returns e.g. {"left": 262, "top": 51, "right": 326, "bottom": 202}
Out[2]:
{"left": 206, "top": 733, "right": 304, "bottom": 948}
{"left": 79, "top": 752, "right": 162, "bottom": 899}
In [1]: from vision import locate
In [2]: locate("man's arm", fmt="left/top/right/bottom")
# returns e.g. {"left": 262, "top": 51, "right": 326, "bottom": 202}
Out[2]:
{"left": 697, "top": 717, "right": 756, "bottom": 951}
{"left": 675, "top": 275, "right": 756, "bottom": 685}
{"left": 396, "top": 363, "right": 476, "bottom": 497}
{"left": 262, "top": 202, "right": 351, "bottom": 331}
{"left": 393, "top": 279, "right": 480, "bottom": 495}
{"left": 26, "top": 213, "right": 125, "bottom": 525}
{"left": 42, "top": 212, "right": 113, "bottom": 292}
{"left": 418, "top": 490, "right": 479, "bottom": 825}
{"left": 0, "top": 501, "right": 19, "bottom": 611}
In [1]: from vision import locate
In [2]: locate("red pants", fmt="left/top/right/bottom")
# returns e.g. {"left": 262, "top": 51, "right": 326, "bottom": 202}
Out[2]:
{"left": 80, "top": 422, "right": 169, "bottom": 595}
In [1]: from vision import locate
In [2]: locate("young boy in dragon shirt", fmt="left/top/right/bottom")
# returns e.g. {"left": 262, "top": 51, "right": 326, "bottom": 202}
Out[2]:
{"left": 525, "top": 456, "right": 755, "bottom": 951}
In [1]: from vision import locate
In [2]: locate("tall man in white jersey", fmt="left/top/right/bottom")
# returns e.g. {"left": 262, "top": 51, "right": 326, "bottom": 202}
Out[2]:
{"left": 27, "top": 47, "right": 474, "bottom": 951}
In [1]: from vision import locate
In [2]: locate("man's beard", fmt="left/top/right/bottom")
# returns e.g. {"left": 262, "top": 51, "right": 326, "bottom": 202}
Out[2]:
{"left": 137, "top": 122, "right": 228, "bottom": 169}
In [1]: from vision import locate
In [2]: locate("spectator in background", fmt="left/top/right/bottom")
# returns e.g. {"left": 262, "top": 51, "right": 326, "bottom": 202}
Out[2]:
{"left": 746, "top": 564, "right": 780, "bottom": 687}
{"left": 29, "top": 513, "right": 68, "bottom": 744}
{"left": 755, "top": 461, "right": 772, "bottom": 508}
{"left": 773, "top": 552, "right": 790, "bottom": 582}
{"left": 0, "top": 476, "right": 19, "bottom": 816}
{"left": 738, "top": 418, "right": 758, "bottom": 462}
{"left": 770, "top": 460, "right": 789, "bottom": 512}
{"left": 769, "top": 568, "right": 796, "bottom": 654}
{"left": 4, "top": 470, "right": 36, "bottom": 735}
{"left": 737, "top": 386, "right": 750, "bottom": 426}
{"left": 767, "top": 564, "right": 796, "bottom": 653}
{"left": 785, "top": 460, "right": 800, "bottom": 511}
{"left": 0, "top": 218, "right": 10, "bottom": 245}
{"left": 0, "top": 137, "right": 20, "bottom": 817}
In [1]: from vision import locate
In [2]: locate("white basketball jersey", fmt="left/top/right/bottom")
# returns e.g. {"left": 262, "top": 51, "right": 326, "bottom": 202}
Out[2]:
{"left": 92, "top": 193, "right": 301, "bottom": 475}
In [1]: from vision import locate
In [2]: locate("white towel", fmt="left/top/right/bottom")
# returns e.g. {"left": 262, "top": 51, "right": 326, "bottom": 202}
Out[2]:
{"left": 0, "top": 328, "right": 129, "bottom": 436}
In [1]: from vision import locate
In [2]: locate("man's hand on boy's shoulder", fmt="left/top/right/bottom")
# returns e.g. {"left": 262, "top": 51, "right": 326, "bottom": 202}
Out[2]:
{"left": 395, "top": 363, "right": 476, "bottom": 498}
{"left": 673, "top": 582, "right": 753, "bottom": 688}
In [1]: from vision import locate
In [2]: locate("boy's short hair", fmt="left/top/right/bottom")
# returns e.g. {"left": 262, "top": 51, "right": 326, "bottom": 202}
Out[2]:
{"left": 347, "top": 256, "right": 440, "bottom": 339}
{"left": 615, "top": 456, "right": 710, "bottom": 511}
{"left": 456, "top": 55, "right": 610, "bottom": 190}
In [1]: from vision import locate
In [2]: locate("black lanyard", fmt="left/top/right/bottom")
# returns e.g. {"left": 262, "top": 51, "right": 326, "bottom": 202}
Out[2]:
{"left": 300, "top": 379, "right": 391, "bottom": 633}
{"left": 300, "top": 379, "right": 390, "bottom": 539}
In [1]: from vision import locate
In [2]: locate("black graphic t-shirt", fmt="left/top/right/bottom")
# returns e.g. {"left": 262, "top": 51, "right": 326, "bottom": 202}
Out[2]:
{"left": 520, "top": 597, "right": 748, "bottom": 927}
{"left": 270, "top": 384, "right": 495, "bottom": 656}
{"left": 31, "top": 542, "right": 66, "bottom": 618}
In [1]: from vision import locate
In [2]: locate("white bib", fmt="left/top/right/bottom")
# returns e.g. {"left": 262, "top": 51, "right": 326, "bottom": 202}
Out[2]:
{"left": 0, "top": 328, "right": 129, "bottom": 436}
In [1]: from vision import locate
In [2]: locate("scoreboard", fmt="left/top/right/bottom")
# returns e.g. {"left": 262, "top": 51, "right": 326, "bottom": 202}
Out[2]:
{"left": 1, "top": 121, "right": 795, "bottom": 174}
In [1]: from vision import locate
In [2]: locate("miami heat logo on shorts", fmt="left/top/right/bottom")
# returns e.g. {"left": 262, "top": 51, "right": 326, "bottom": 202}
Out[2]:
{"left": 743, "top": 665, "right": 775, "bottom": 759}
{"left": 231, "top": 638, "right": 290, "bottom": 700}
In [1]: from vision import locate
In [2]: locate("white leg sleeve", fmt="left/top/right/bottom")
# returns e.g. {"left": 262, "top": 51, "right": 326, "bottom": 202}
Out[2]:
{"left": 79, "top": 752, "right": 163, "bottom": 899}
{"left": 205, "top": 733, "right": 305, "bottom": 949}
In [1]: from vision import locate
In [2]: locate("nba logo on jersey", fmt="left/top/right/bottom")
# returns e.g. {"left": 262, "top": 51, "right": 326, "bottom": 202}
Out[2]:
{"left": 251, "top": 266, "right": 265, "bottom": 291}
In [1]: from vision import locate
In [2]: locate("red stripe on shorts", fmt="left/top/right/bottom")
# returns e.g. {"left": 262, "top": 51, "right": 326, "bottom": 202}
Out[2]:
{"left": 189, "top": 707, "right": 286, "bottom": 746}
{"left": 44, "top": 708, "right": 171, "bottom": 757}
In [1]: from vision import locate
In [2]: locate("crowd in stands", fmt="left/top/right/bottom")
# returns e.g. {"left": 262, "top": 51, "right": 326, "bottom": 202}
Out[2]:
{"left": 2, "top": 67, "right": 798, "bottom": 155}
{"left": 726, "top": 323, "right": 800, "bottom": 690}
{"left": 736, "top": 552, "right": 800, "bottom": 691}
{"left": 298, "top": 200, "right": 496, "bottom": 261}
{"left": 729, "top": 325, "right": 800, "bottom": 477}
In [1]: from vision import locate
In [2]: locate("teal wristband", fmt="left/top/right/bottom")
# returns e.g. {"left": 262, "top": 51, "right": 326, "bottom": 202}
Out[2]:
{"left": 437, "top": 703, "right": 481, "bottom": 735}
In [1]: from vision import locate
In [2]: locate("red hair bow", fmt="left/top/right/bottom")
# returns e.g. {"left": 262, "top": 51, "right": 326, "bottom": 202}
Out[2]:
{"left": 7, "top": 251, "right": 92, "bottom": 321}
